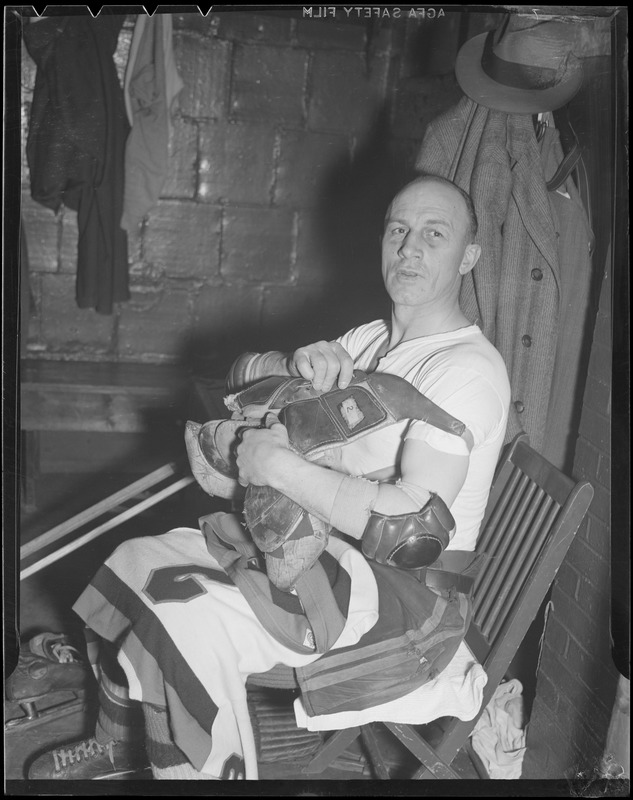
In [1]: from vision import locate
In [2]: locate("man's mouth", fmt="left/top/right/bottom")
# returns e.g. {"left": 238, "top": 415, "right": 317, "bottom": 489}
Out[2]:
{"left": 395, "top": 267, "right": 422, "bottom": 278}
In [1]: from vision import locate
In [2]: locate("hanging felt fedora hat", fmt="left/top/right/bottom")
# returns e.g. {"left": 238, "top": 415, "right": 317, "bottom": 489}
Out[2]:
{"left": 455, "top": 17, "right": 584, "bottom": 113}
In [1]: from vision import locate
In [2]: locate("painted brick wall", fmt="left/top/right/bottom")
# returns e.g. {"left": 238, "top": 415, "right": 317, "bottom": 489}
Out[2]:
{"left": 20, "top": 10, "right": 467, "bottom": 376}
{"left": 522, "top": 258, "right": 620, "bottom": 779}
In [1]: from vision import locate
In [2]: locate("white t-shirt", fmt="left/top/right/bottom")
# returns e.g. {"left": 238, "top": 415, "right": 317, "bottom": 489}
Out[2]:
{"left": 335, "top": 320, "right": 511, "bottom": 551}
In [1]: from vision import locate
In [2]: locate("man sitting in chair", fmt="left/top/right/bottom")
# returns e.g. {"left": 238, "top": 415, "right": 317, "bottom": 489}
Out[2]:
{"left": 28, "top": 174, "right": 511, "bottom": 780}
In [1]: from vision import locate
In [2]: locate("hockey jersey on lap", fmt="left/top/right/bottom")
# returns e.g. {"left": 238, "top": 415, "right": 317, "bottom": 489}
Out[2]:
{"left": 73, "top": 524, "right": 378, "bottom": 778}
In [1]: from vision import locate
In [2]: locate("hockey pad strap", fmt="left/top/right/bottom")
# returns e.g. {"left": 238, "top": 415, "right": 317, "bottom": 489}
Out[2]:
{"left": 361, "top": 493, "right": 455, "bottom": 569}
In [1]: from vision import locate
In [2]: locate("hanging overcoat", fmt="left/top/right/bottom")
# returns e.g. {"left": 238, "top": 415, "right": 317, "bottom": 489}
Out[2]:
{"left": 415, "top": 95, "right": 562, "bottom": 452}
{"left": 23, "top": 16, "right": 129, "bottom": 315}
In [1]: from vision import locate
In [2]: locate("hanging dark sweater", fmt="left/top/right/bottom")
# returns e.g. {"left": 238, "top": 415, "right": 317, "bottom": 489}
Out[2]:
{"left": 23, "top": 16, "right": 130, "bottom": 314}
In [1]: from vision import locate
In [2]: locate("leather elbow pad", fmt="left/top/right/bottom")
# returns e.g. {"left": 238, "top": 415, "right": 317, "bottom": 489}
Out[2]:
{"left": 361, "top": 493, "right": 455, "bottom": 569}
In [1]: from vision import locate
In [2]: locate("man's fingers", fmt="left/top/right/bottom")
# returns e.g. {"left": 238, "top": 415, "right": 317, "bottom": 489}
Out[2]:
{"left": 311, "top": 341, "right": 345, "bottom": 391}
{"left": 291, "top": 341, "right": 354, "bottom": 391}
{"left": 332, "top": 344, "right": 355, "bottom": 389}
{"left": 264, "top": 412, "right": 280, "bottom": 429}
{"left": 322, "top": 344, "right": 351, "bottom": 391}
{"left": 292, "top": 350, "right": 315, "bottom": 381}
{"left": 312, "top": 348, "right": 338, "bottom": 391}
{"left": 294, "top": 345, "right": 328, "bottom": 389}
{"left": 337, "top": 362, "right": 354, "bottom": 389}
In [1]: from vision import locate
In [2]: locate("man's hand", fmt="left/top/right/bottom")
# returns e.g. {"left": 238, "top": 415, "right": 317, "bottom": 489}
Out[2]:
{"left": 290, "top": 341, "right": 354, "bottom": 391}
{"left": 235, "top": 416, "right": 292, "bottom": 487}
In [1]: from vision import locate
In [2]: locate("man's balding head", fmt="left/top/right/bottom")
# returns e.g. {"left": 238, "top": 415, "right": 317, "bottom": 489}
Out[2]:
{"left": 387, "top": 175, "right": 478, "bottom": 245}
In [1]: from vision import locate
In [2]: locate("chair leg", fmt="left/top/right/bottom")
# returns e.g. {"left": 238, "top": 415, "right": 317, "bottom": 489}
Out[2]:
{"left": 384, "top": 722, "right": 461, "bottom": 779}
{"left": 303, "top": 727, "right": 361, "bottom": 774}
{"left": 465, "top": 740, "right": 489, "bottom": 778}
{"left": 359, "top": 724, "right": 391, "bottom": 779}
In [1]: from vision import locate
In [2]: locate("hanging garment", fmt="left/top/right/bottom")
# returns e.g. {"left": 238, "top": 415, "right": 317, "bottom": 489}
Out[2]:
{"left": 121, "top": 14, "right": 183, "bottom": 232}
{"left": 23, "top": 16, "right": 129, "bottom": 314}
{"left": 415, "top": 96, "right": 562, "bottom": 453}
{"left": 470, "top": 678, "right": 527, "bottom": 779}
{"left": 539, "top": 124, "right": 595, "bottom": 471}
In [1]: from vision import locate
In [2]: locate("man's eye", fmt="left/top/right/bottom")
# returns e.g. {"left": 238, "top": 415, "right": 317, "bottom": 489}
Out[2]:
{"left": 427, "top": 229, "right": 444, "bottom": 239}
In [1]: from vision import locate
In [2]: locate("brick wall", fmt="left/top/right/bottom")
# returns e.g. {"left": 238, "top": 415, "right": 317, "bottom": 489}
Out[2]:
{"left": 20, "top": 10, "right": 468, "bottom": 375}
{"left": 522, "top": 257, "right": 620, "bottom": 779}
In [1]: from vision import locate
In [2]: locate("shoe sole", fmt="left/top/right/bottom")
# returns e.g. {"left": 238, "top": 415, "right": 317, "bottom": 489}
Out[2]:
{"left": 93, "top": 768, "right": 152, "bottom": 780}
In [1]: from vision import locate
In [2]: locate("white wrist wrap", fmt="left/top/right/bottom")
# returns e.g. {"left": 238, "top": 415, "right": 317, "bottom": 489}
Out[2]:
{"left": 253, "top": 352, "right": 294, "bottom": 380}
{"left": 226, "top": 351, "right": 291, "bottom": 392}
{"left": 226, "top": 352, "right": 259, "bottom": 392}
{"left": 329, "top": 476, "right": 380, "bottom": 539}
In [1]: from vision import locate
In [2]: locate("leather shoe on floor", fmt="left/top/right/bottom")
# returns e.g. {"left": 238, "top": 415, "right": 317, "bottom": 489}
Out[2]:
{"left": 28, "top": 737, "right": 148, "bottom": 780}
{"left": 6, "top": 632, "right": 91, "bottom": 702}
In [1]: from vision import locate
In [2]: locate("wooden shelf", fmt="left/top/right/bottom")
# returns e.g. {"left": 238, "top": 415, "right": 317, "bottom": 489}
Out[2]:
{"left": 20, "top": 360, "right": 192, "bottom": 433}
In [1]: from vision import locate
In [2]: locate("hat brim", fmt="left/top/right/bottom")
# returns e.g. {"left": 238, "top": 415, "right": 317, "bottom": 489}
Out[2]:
{"left": 455, "top": 33, "right": 583, "bottom": 114}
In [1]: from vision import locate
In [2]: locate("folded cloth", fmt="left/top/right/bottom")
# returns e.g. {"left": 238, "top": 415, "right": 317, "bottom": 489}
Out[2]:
{"left": 293, "top": 640, "right": 487, "bottom": 731}
{"left": 470, "top": 678, "right": 526, "bottom": 779}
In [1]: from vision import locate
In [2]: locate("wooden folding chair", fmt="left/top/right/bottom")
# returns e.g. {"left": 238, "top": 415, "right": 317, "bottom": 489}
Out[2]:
{"left": 247, "top": 434, "right": 595, "bottom": 779}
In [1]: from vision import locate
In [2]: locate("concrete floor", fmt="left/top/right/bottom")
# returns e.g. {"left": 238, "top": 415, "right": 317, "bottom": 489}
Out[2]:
{"left": 7, "top": 456, "right": 480, "bottom": 786}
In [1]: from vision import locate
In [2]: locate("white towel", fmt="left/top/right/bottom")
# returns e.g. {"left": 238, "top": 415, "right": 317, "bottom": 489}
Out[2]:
{"left": 470, "top": 678, "right": 527, "bottom": 779}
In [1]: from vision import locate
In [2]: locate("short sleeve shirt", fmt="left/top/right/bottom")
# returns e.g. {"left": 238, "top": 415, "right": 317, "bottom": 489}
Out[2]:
{"left": 335, "top": 321, "right": 511, "bottom": 551}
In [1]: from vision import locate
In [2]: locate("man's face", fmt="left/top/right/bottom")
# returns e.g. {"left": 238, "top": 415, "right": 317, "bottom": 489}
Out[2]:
{"left": 381, "top": 180, "right": 478, "bottom": 310}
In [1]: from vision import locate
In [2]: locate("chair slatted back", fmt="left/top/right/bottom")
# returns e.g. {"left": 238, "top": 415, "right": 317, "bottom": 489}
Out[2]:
{"left": 427, "top": 434, "right": 594, "bottom": 776}
{"left": 465, "top": 434, "right": 594, "bottom": 685}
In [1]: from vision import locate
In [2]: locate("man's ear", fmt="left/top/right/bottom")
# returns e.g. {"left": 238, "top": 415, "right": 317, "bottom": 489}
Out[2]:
{"left": 459, "top": 243, "right": 481, "bottom": 275}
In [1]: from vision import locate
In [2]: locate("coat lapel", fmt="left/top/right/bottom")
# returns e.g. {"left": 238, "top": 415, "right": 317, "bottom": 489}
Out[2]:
{"left": 507, "top": 116, "right": 561, "bottom": 286}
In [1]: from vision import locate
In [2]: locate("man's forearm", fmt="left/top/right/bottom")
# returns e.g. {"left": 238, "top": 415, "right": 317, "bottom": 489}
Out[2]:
{"left": 264, "top": 450, "right": 422, "bottom": 539}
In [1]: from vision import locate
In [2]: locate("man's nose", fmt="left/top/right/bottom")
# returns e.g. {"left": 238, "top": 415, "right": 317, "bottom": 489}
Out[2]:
{"left": 398, "top": 232, "right": 422, "bottom": 259}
